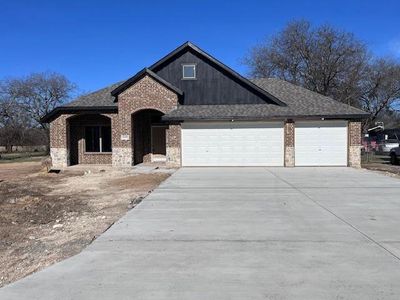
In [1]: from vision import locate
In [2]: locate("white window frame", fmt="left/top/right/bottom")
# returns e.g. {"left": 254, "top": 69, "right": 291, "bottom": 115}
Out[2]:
{"left": 182, "top": 64, "right": 196, "bottom": 80}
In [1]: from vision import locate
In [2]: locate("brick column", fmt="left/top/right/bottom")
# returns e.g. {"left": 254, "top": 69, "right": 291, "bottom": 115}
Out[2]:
{"left": 284, "top": 121, "right": 295, "bottom": 167}
{"left": 49, "top": 114, "right": 71, "bottom": 168}
{"left": 348, "top": 121, "right": 362, "bottom": 168}
{"left": 166, "top": 123, "right": 181, "bottom": 168}
{"left": 112, "top": 109, "right": 133, "bottom": 168}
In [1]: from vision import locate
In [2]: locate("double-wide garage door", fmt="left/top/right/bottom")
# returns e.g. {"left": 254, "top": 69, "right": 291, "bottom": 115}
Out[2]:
{"left": 181, "top": 122, "right": 284, "bottom": 166}
{"left": 181, "top": 121, "right": 348, "bottom": 167}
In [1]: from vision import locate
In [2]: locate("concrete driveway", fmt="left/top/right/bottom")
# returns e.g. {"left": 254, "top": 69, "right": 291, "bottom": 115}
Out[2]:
{"left": 1, "top": 167, "right": 400, "bottom": 299}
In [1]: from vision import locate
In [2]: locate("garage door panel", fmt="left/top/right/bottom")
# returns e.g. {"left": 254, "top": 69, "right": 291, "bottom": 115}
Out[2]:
{"left": 182, "top": 122, "right": 284, "bottom": 167}
{"left": 295, "top": 121, "right": 348, "bottom": 166}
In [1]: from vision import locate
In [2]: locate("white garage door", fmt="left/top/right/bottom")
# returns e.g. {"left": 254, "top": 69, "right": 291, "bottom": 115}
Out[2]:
{"left": 295, "top": 121, "right": 348, "bottom": 166}
{"left": 181, "top": 122, "right": 284, "bottom": 166}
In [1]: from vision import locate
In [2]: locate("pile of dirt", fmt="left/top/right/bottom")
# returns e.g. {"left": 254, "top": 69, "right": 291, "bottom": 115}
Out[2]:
{"left": 0, "top": 162, "right": 171, "bottom": 287}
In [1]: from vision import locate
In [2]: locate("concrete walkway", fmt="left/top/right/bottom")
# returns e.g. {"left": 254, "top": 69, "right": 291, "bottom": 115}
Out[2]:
{"left": 2, "top": 167, "right": 400, "bottom": 299}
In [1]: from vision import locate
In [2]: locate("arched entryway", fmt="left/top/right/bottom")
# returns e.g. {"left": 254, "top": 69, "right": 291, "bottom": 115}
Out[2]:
{"left": 67, "top": 114, "right": 112, "bottom": 165}
{"left": 131, "top": 109, "right": 167, "bottom": 165}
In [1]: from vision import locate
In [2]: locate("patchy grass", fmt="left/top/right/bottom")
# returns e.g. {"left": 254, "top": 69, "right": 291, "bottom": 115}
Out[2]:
{"left": 0, "top": 162, "right": 172, "bottom": 287}
{"left": 0, "top": 152, "right": 47, "bottom": 164}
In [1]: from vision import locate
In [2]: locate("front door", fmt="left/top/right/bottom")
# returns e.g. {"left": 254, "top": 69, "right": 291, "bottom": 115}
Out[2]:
{"left": 151, "top": 126, "right": 167, "bottom": 161}
{"left": 69, "top": 126, "right": 79, "bottom": 165}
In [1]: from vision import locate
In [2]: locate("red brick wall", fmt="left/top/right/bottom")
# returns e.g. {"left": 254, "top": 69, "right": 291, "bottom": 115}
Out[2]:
{"left": 49, "top": 75, "right": 181, "bottom": 167}
{"left": 115, "top": 75, "right": 179, "bottom": 148}
{"left": 49, "top": 113, "right": 116, "bottom": 166}
{"left": 284, "top": 121, "right": 295, "bottom": 147}
{"left": 166, "top": 123, "right": 181, "bottom": 167}
{"left": 284, "top": 121, "right": 295, "bottom": 167}
{"left": 349, "top": 121, "right": 362, "bottom": 146}
{"left": 166, "top": 123, "right": 181, "bottom": 147}
{"left": 69, "top": 122, "right": 113, "bottom": 165}
{"left": 348, "top": 121, "right": 362, "bottom": 168}
{"left": 50, "top": 114, "right": 72, "bottom": 149}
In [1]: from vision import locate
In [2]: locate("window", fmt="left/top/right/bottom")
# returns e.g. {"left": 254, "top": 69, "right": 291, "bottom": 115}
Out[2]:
{"left": 182, "top": 64, "right": 196, "bottom": 79}
{"left": 85, "top": 126, "right": 112, "bottom": 153}
{"left": 101, "top": 127, "right": 112, "bottom": 152}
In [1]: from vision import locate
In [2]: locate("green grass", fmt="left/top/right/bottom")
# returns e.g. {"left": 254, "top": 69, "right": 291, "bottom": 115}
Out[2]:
{"left": 0, "top": 152, "right": 47, "bottom": 164}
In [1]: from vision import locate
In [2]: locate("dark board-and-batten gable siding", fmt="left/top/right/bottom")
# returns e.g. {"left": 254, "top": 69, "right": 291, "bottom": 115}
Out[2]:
{"left": 152, "top": 49, "right": 275, "bottom": 106}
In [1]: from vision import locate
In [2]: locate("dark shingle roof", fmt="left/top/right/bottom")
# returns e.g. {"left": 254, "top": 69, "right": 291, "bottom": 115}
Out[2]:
{"left": 46, "top": 77, "right": 368, "bottom": 122}
{"left": 65, "top": 82, "right": 122, "bottom": 107}
{"left": 253, "top": 78, "right": 366, "bottom": 115}
{"left": 64, "top": 68, "right": 184, "bottom": 107}
{"left": 163, "top": 78, "right": 368, "bottom": 120}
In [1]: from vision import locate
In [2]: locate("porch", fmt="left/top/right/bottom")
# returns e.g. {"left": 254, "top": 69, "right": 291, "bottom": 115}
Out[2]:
{"left": 49, "top": 110, "right": 181, "bottom": 169}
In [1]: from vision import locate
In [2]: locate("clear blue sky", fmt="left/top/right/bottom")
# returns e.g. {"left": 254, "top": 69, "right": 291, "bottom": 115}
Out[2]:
{"left": 1, "top": 0, "right": 400, "bottom": 96}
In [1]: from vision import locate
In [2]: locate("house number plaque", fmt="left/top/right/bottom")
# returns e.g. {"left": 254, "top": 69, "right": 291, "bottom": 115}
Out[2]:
{"left": 121, "top": 134, "right": 130, "bottom": 141}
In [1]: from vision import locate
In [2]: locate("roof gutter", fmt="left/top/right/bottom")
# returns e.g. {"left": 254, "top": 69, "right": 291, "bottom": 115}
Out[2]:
{"left": 162, "top": 113, "right": 369, "bottom": 122}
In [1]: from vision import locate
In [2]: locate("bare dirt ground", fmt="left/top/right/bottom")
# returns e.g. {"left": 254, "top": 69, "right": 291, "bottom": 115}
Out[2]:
{"left": 362, "top": 163, "right": 400, "bottom": 178}
{"left": 0, "top": 162, "right": 172, "bottom": 287}
{"left": 362, "top": 153, "right": 400, "bottom": 178}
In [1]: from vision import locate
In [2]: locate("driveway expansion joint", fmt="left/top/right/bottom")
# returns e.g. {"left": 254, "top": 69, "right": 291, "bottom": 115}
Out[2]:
{"left": 265, "top": 168, "right": 400, "bottom": 262}
{"left": 3, "top": 167, "right": 400, "bottom": 299}
{"left": 95, "top": 239, "right": 374, "bottom": 243}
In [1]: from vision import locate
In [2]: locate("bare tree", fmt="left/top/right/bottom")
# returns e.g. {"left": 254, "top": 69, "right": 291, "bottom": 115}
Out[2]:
{"left": 245, "top": 20, "right": 368, "bottom": 105}
{"left": 245, "top": 20, "right": 400, "bottom": 128}
{"left": 0, "top": 90, "right": 30, "bottom": 152}
{"left": 360, "top": 59, "right": 400, "bottom": 128}
{"left": 377, "top": 109, "right": 400, "bottom": 129}
{"left": 0, "top": 72, "right": 76, "bottom": 151}
{"left": 5, "top": 72, "right": 76, "bottom": 130}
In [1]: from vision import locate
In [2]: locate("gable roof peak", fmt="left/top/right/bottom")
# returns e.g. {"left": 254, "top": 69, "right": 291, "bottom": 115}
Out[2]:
{"left": 177, "top": 40, "right": 198, "bottom": 48}
{"left": 110, "top": 67, "right": 183, "bottom": 99}
{"left": 149, "top": 42, "right": 287, "bottom": 107}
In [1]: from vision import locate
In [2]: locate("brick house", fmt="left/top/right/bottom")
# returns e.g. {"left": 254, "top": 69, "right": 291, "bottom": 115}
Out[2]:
{"left": 42, "top": 42, "right": 368, "bottom": 168}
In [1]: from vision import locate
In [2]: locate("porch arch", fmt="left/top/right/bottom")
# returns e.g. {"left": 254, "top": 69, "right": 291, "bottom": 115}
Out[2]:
{"left": 131, "top": 108, "right": 166, "bottom": 165}
{"left": 66, "top": 114, "right": 112, "bottom": 165}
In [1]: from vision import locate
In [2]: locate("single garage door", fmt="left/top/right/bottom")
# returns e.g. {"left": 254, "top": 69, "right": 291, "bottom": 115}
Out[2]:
{"left": 181, "top": 122, "right": 284, "bottom": 166}
{"left": 295, "top": 121, "right": 348, "bottom": 166}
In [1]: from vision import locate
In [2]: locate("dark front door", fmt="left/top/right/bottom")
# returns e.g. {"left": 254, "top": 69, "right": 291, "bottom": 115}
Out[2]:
{"left": 151, "top": 126, "right": 166, "bottom": 155}
{"left": 69, "top": 126, "right": 79, "bottom": 165}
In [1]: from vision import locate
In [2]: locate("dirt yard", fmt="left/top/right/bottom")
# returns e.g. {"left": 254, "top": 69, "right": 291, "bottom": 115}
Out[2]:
{"left": 362, "top": 163, "right": 400, "bottom": 178}
{"left": 362, "top": 153, "right": 400, "bottom": 178}
{"left": 0, "top": 162, "right": 172, "bottom": 287}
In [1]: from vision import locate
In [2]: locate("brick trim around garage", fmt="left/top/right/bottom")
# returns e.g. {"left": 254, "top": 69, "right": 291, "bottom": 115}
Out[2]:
{"left": 348, "top": 121, "right": 362, "bottom": 168}
{"left": 284, "top": 121, "right": 295, "bottom": 167}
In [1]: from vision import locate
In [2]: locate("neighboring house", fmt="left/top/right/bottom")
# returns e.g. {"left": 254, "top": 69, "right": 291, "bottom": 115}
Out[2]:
{"left": 42, "top": 42, "right": 369, "bottom": 168}
{"left": 368, "top": 127, "right": 400, "bottom": 142}
{"left": 364, "top": 127, "right": 400, "bottom": 153}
